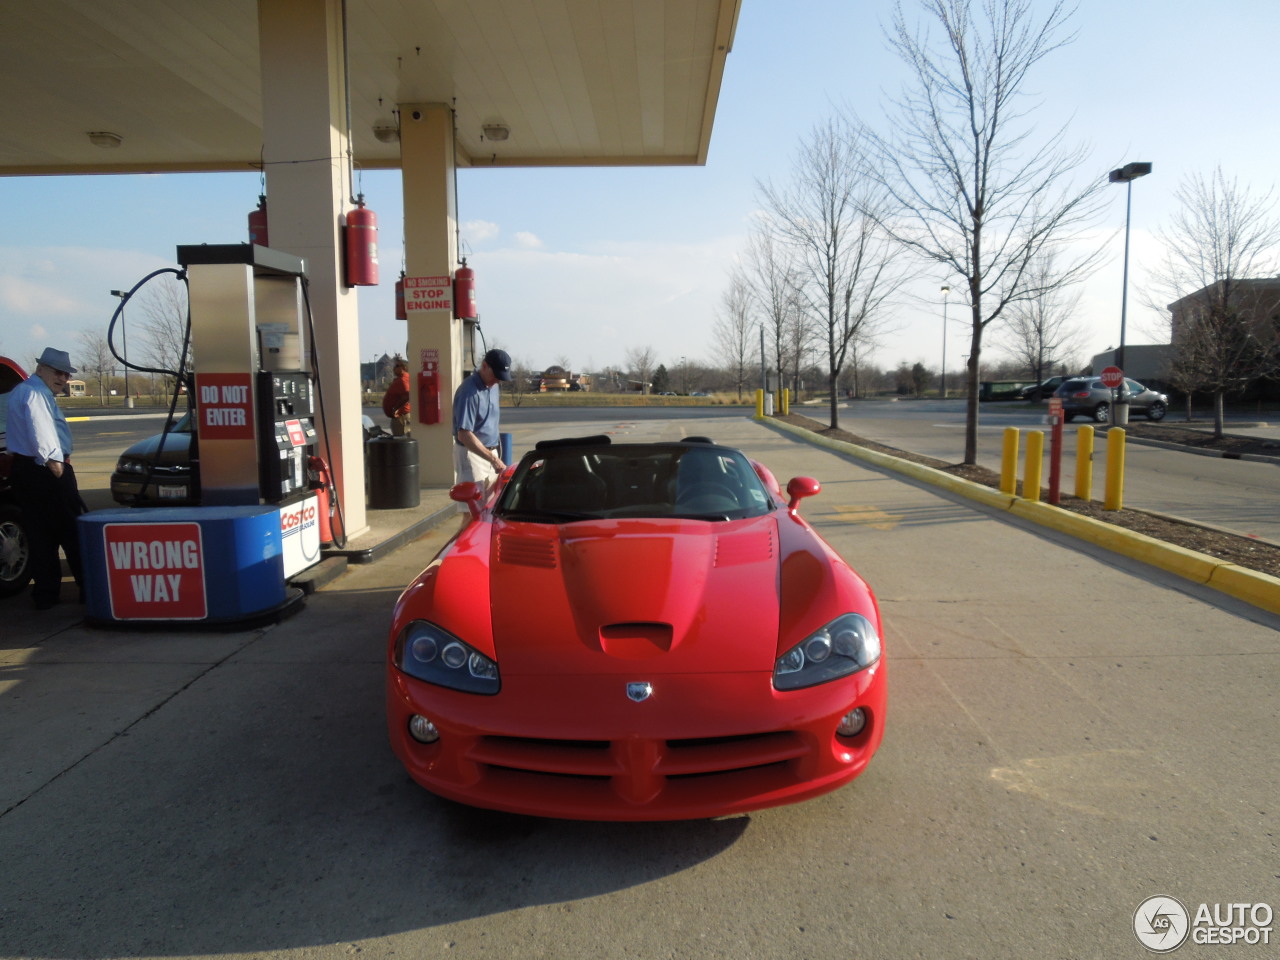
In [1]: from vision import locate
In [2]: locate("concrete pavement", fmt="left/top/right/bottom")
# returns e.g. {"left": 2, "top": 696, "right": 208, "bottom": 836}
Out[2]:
{"left": 2, "top": 413, "right": 1277, "bottom": 960}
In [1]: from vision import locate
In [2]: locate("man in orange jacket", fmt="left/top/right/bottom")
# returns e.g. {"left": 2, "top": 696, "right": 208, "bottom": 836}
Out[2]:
{"left": 382, "top": 359, "right": 411, "bottom": 435}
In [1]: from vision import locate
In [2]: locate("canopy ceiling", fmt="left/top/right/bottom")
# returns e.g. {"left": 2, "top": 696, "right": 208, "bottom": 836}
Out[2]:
{"left": 0, "top": 0, "right": 740, "bottom": 175}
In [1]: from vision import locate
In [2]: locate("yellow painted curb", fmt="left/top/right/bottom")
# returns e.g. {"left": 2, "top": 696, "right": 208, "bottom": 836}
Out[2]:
{"left": 761, "top": 416, "right": 1280, "bottom": 617}
{"left": 1208, "top": 565, "right": 1280, "bottom": 616}
{"left": 1008, "top": 499, "right": 1220, "bottom": 584}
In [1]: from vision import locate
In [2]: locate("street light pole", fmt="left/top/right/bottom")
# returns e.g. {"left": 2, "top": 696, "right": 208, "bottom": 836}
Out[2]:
{"left": 110, "top": 289, "right": 132, "bottom": 408}
{"left": 940, "top": 284, "right": 950, "bottom": 399}
{"left": 1107, "top": 161, "right": 1152, "bottom": 424}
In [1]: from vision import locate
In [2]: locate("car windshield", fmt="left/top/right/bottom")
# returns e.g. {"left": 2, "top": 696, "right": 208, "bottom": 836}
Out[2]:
{"left": 495, "top": 442, "right": 775, "bottom": 523}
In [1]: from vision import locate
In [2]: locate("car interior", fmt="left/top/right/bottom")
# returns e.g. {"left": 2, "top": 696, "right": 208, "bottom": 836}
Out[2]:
{"left": 497, "top": 438, "right": 772, "bottom": 522}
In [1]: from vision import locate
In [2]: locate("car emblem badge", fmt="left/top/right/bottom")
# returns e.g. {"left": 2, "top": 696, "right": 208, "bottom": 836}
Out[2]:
{"left": 626, "top": 682, "right": 653, "bottom": 703}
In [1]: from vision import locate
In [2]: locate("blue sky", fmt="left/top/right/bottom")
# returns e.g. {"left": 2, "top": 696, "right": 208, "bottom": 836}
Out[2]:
{"left": 3, "top": 0, "right": 1279, "bottom": 379}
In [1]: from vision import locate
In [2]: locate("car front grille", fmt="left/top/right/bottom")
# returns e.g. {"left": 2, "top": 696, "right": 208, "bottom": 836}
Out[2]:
{"left": 467, "top": 730, "right": 810, "bottom": 803}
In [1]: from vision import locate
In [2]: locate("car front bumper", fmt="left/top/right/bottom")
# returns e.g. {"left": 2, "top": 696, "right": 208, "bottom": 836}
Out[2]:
{"left": 110, "top": 474, "right": 194, "bottom": 506}
{"left": 387, "top": 665, "right": 886, "bottom": 821}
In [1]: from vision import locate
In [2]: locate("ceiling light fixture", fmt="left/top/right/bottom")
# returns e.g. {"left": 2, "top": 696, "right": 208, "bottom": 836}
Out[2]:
{"left": 372, "top": 123, "right": 399, "bottom": 143}
{"left": 481, "top": 124, "right": 509, "bottom": 142}
{"left": 88, "top": 131, "right": 123, "bottom": 148}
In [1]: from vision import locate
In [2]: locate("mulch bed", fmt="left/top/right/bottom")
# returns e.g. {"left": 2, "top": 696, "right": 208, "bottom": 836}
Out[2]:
{"left": 775, "top": 413, "right": 1280, "bottom": 579}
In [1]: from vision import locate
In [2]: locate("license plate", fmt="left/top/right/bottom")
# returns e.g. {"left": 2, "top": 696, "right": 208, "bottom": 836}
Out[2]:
{"left": 158, "top": 485, "right": 186, "bottom": 500}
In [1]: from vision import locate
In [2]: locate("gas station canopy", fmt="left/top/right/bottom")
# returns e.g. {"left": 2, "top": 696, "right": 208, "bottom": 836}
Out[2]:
{"left": 0, "top": 0, "right": 741, "bottom": 176}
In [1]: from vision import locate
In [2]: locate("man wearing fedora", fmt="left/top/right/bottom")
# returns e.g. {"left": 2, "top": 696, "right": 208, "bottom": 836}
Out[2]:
{"left": 9, "top": 347, "right": 87, "bottom": 609}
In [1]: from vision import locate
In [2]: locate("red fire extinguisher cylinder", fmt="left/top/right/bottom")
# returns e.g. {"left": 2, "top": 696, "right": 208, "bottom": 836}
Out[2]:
{"left": 454, "top": 262, "right": 477, "bottom": 319}
{"left": 248, "top": 195, "right": 269, "bottom": 247}
{"left": 344, "top": 196, "right": 379, "bottom": 287}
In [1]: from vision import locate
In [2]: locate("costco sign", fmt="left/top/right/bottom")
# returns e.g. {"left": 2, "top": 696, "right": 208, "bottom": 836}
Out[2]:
{"left": 103, "top": 522, "right": 208, "bottom": 620}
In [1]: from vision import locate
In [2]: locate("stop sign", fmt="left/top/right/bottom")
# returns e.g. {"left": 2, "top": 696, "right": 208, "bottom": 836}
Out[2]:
{"left": 1100, "top": 365, "right": 1124, "bottom": 389}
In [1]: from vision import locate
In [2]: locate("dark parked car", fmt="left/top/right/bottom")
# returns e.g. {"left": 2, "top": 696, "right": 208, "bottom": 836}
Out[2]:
{"left": 0, "top": 356, "right": 34, "bottom": 598}
{"left": 1053, "top": 377, "right": 1168, "bottom": 423}
{"left": 111, "top": 411, "right": 196, "bottom": 505}
{"left": 1019, "top": 375, "right": 1067, "bottom": 401}
{"left": 111, "top": 412, "right": 389, "bottom": 506}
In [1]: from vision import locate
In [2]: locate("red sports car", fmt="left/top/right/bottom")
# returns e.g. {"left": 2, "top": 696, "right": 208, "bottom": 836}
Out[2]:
{"left": 386, "top": 435, "right": 886, "bottom": 820}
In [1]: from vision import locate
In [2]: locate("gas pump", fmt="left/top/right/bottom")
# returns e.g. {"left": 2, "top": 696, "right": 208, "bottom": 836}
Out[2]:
{"left": 80, "top": 244, "right": 327, "bottom": 628}
{"left": 178, "top": 244, "right": 324, "bottom": 579}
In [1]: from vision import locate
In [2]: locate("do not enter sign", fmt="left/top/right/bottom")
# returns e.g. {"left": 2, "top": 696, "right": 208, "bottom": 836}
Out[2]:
{"left": 1100, "top": 365, "right": 1124, "bottom": 389}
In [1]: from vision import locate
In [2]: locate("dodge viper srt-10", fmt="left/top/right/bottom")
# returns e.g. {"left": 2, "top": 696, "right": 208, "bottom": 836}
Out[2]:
{"left": 386, "top": 435, "right": 886, "bottom": 820}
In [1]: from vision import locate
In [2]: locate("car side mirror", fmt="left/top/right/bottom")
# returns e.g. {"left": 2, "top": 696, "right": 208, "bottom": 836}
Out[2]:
{"left": 449, "top": 481, "right": 485, "bottom": 520}
{"left": 786, "top": 476, "right": 821, "bottom": 513}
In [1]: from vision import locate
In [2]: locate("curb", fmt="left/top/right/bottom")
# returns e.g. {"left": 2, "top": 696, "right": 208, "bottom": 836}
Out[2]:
{"left": 1125, "top": 435, "right": 1280, "bottom": 464}
{"left": 760, "top": 416, "right": 1280, "bottom": 618}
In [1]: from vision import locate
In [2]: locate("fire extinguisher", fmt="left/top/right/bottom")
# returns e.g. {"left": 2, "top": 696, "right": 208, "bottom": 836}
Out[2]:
{"left": 454, "top": 259, "right": 477, "bottom": 319}
{"left": 418, "top": 361, "right": 441, "bottom": 425}
{"left": 308, "top": 455, "right": 336, "bottom": 546}
{"left": 248, "top": 195, "right": 269, "bottom": 247}
{"left": 394, "top": 272, "right": 406, "bottom": 321}
{"left": 344, "top": 194, "right": 379, "bottom": 287}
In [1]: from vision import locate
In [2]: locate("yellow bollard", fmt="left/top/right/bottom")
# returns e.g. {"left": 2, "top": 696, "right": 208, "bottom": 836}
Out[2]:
{"left": 754, "top": 388, "right": 764, "bottom": 420}
{"left": 1104, "top": 427, "right": 1126, "bottom": 511}
{"left": 1075, "top": 425, "right": 1095, "bottom": 501}
{"left": 1023, "top": 431, "right": 1044, "bottom": 502}
{"left": 1000, "top": 427, "right": 1020, "bottom": 495}
{"left": 782, "top": 388, "right": 790, "bottom": 415}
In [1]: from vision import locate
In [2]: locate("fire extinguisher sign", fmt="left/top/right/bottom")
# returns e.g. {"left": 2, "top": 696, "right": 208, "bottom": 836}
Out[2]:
{"left": 403, "top": 276, "right": 452, "bottom": 313}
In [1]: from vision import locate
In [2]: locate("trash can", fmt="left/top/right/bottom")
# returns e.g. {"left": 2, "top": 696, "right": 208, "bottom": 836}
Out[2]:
{"left": 367, "top": 436, "right": 420, "bottom": 509}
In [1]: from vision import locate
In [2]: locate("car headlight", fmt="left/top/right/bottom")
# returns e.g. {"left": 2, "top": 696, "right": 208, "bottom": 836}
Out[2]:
{"left": 773, "top": 613, "right": 880, "bottom": 691}
{"left": 394, "top": 620, "right": 500, "bottom": 695}
{"left": 116, "top": 458, "right": 148, "bottom": 475}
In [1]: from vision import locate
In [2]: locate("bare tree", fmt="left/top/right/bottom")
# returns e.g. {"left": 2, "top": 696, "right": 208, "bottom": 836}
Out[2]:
{"left": 785, "top": 307, "right": 817, "bottom": 401}
{"left": 1147, "top": 167, "right": 1280, "bottom": 436}
{"left": 131, "top": 275, "right": 191, "bottom": 399}
{"left": 1001, "top": 252, "right": 1086, "bottom": 385}
{"left": 743, "top": 225, "right": 805, "bottom": 400}
{"left": 860, "top": 0, "right": 1108, "bottom": 463}
{"left": 75, "top": 329, "right": 115, "bottom": 405}
{"left": 624, "top": 345, "right": 656, "bottom": 394}
{"left": 713, "top": 270, "right": 757, "bottom": 401}
{"left": 759, "top": 116, "right": 907, "bottom": 428}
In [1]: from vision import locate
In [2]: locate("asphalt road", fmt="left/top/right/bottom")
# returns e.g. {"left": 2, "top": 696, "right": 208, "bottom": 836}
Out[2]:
{"left": 3, "top": 411, "right": 1277, "bottom": 959}
{"left": 818, "top": 399, "right": 1280, "bottom": 543}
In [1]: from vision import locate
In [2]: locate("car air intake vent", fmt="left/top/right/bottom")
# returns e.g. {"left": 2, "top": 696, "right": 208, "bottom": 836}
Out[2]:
{"left": 714, "top": 529, "right": 775, "bottom": 567}
{"left": 496, "top": 534, "right": 558, "bottom": 569}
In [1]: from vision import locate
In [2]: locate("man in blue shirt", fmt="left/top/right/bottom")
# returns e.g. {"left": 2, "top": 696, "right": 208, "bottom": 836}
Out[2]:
{"left": 452, "top": 348, "right": 512, "bottom": 485}
{"left": 9, "top": 347, "right": 87, "bottom": 609}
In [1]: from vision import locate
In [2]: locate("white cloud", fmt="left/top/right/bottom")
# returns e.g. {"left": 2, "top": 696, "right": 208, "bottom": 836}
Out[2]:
{"left": 0, "top": 245, "right": 173, "bottom": 364}
{"left": 460, "top": 219, "right": 500, "bottom": 246}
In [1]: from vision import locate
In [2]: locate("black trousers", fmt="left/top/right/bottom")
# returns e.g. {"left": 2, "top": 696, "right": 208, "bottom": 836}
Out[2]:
{"left": 10, "top": 457, "right": 86, "bottom": 603}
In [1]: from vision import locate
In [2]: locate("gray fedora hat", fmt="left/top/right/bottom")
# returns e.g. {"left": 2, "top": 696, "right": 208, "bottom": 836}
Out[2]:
{"left": 36, "top": 347, "right": 76, "bottom": 374}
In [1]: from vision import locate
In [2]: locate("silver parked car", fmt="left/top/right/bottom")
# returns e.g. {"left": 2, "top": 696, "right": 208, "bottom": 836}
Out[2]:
{"left": 1053, "top": 377, "right": 1168, "bottom": 423}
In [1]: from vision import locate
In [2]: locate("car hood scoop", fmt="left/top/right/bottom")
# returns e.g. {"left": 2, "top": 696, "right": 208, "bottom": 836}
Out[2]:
{"left": 490, "top": 516, "right": 780, "bottom": 675}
